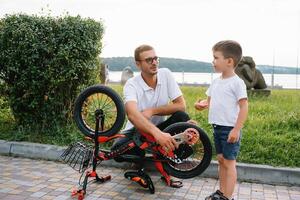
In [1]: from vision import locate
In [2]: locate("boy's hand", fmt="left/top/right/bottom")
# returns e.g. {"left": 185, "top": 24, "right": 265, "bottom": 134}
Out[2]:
{"left": 194, "top": 99, "right": 209, "bottom": 111}
{"left": 227, "top": 128, "right": 240, "bottom": 143}
{"left": 187, "top": 119, "right": 198, "bottom": 125}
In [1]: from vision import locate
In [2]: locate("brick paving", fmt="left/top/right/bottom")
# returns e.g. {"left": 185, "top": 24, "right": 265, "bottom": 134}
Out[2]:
{"left": 0, "top": 155, "right": 299, "bottom": 200}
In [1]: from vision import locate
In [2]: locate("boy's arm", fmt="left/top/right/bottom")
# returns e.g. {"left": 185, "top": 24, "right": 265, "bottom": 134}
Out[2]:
{"left": 234, "top": 98, "right": 248, "bottom": 130}
{"left": 227, "top": 98, "right": 248, "bottom": 143}
{"left": 207, "top": 96, "right": 211, "bottom": 107}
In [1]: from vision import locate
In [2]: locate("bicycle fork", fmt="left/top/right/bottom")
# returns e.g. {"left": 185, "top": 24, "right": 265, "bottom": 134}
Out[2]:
{"left": 72, "top": 109, "right": 111, "bottom": 200}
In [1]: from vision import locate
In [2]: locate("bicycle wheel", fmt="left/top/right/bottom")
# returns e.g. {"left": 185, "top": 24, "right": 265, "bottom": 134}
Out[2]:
{"left": 74, "top": 84, "right": 125, "bottom": 138}
{"left": 162, "top": 122, "right": 212, "bottom": 179}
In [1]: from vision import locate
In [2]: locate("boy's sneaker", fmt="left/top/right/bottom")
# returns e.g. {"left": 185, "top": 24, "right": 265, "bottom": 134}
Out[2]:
{"left": 205, "top": 190, "right": 223, "bottom": 200}
{"left": 205, "top": 190, "right": 234, "bottom": 200}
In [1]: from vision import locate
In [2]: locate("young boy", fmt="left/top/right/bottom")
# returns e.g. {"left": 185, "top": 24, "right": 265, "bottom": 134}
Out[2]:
{"left": 195, "top": 40, "right": 248, "bottom": 200}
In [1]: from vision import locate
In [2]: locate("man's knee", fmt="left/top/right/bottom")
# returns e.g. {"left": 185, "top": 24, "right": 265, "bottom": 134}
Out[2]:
{"left": 171, "top": 111, "right": 190, "bottom": 122}
{"left": 111, "top": 128, "right": 136, "bottom": 150}
{"left": 111, "top": 137, "right": 128, "bottom": 150}
{"left": 111, "top": 129, "right": 145, "bottom": 162}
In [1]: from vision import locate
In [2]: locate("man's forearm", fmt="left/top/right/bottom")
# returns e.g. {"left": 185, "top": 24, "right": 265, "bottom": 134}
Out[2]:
{"left": 150, "top": 96, "right": 186, "bottom": 116}
{"left": 151, "top": 103, "right": 185, "bottom": 116}
{"left": 127, "top": 109, "right": 161, "bottom": 138}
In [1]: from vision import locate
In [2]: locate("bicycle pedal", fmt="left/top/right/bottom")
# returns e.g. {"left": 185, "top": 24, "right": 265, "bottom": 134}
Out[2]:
{"left": 71, "top": 188, "right": 85, "bottom": 197}
{"left": 125, "top": 171, "right": 147, "bottom": 187}
{"left": 124, "top": 171, "right": 155, "bottom": 193}
{"left": 132, "top": 177, "right": 148, "bottom": 187}
{"left": 172, "top": 128, "right": 199, "bottom": 146}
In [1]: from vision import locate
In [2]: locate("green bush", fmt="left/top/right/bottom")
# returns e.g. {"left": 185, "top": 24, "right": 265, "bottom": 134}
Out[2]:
{"left": 0, "top": 14, "right": 104, "bottom": 130}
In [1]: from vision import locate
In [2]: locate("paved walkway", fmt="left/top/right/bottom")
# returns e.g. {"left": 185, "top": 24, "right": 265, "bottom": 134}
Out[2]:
{"left": 0, "top": 156, "right": 299, "bottom": 200}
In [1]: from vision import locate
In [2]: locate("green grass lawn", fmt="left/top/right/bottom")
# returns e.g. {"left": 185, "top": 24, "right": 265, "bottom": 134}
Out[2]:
{"left": 0, "top": 84, "right": 299, "bottom": 167}
{"left": 180, "top": 86, "right": 300, "bottom": 167}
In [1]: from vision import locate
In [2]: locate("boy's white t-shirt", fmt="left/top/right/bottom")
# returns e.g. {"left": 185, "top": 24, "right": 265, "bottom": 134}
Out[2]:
{"left": 206, "top": 74, "right": 247, "bottom": 127}
{"left": 123, "top": 68, "right": 182, "bottom": 130}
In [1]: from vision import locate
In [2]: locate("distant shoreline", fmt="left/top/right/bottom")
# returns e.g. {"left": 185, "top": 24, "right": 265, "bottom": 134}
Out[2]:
{"left": 108, "top": 81, "right": 289, "bottom": 90}
{"left": 107, "top": 71, "right": 300, "bottom": 89}
{"left": 109, "top": 70, "right": 299, "bottom": 75}
{"left": 103, "top": 57, "right": 300, "bottom": 75}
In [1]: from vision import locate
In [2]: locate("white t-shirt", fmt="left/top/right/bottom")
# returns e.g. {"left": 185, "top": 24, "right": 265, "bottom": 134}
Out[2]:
{"left": 206, "top": 75, "right": 247, "bottom": 127}
{"left": 123, "top": 68, "right": 182, "bottom": 130}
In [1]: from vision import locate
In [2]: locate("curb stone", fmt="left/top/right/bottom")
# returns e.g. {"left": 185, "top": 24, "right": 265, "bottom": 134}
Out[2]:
{"left": 0, "top": 139, "right": 299, "bottom": 186}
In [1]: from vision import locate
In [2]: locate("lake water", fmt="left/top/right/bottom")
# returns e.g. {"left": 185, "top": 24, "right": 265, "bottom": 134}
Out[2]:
{"left": 108, "top": 71, "right": 300, "bottom": 89}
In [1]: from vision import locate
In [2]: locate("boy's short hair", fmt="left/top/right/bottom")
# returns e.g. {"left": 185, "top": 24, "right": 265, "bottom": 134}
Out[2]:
{"left": 212, "top": 40, "right": 242, "bottom": 67}
{"left": 134, "top": 44, "right": 154, "bottom": 61}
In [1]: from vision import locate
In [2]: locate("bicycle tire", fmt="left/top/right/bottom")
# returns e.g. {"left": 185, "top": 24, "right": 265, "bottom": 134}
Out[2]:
{"left": 162, "top": 122, "right": 212, "bottom": 179}
{"left": 74, "top": 84, "right": 125, "bottom": 138}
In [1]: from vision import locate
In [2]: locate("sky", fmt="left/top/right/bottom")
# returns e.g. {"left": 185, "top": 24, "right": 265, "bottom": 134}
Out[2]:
{"left": 1, "top": 0, "right": 300, "bottom": 67}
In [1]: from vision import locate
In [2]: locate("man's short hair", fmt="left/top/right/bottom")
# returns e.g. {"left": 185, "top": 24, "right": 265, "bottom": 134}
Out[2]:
{"left": 212, "top": 40, "right": 242, "bottom": 67}
{"left": 134, "top": 44, "right": 154, "bottom": 61}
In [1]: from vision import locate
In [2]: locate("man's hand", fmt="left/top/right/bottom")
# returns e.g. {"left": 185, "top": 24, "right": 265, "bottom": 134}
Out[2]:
{"left": 154, "top": 131, "right": 178, "bottom": 152}
{"left": 194, "top": 99, "right": 209, "bottom": 111}
{"left": 187, "top": 119, "right": 198, "bottom": 125}
{"left": 227, "top": 128, "right": 240, "bottom": 143}
{"left": 141, "top": 108, "right": 154, "bottom": 120}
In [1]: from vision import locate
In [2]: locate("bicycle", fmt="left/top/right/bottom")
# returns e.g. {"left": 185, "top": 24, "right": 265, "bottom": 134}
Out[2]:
{"left": 61, "top": 84, "right": 212, "bottom": 200}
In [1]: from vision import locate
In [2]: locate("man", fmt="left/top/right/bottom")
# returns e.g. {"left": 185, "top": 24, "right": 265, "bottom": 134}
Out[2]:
{"left": 112, "top": 44, "right": 191, "bottom": 186}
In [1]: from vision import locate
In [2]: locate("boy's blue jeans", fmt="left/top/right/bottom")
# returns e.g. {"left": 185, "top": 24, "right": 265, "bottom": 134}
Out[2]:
{"left": 213, "top": 124, "right": 241, "bottom": 160}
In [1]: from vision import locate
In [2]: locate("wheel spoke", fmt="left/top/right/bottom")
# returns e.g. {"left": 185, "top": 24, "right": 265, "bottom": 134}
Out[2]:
{"left": 166, "top": 127, "right": 208, "bottom": 172}
{"left": 80, "top": 92, "right": 118, "bottom": 134}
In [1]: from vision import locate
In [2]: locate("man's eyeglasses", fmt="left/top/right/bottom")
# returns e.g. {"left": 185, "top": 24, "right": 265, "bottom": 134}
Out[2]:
{"left": 138, "top": 56, "right": 159, "bottom": 64}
